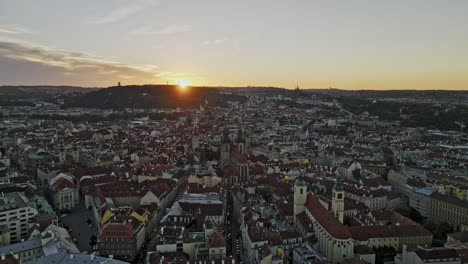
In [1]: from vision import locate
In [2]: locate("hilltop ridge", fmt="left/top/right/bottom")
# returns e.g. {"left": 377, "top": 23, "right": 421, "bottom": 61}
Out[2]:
{"left": 63, "top": 85, "right": 247, "bottom": 109}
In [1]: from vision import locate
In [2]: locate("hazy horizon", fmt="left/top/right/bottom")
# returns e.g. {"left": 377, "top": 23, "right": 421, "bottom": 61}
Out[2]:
{"left": 4, "top": 83, "right": 468, "bottom": 92}
{"left": 1, "top": 0, "right": 468, "bottom": 90}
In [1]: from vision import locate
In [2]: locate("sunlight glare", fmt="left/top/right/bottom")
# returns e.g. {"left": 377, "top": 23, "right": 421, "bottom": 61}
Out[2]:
{"left": 176, "top": 79, "right": 191, "bottom": 91}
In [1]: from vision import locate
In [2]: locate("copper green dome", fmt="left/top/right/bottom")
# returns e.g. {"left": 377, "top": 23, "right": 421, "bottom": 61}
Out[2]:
{"left": 296, "top": 178, "right": 306, "bottom": 187}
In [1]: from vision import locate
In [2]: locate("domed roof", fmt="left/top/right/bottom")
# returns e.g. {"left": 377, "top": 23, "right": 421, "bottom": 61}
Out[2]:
{"left": 296, "top": 178, "right": 306, "bottom": 187}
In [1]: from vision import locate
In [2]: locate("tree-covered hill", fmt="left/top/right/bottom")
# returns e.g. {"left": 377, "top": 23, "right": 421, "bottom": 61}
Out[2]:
{"left": 64, "top": 85, "right": 247, "bottom": 109}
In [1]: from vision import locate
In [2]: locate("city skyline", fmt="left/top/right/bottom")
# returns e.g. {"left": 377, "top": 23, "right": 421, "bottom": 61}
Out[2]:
{"left": 1, "top": 0, "right": 468, "bottom": 90}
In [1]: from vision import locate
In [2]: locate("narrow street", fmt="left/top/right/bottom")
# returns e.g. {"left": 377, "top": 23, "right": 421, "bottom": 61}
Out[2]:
{"left": 225, "top": 193, "right": 246, "bottom": 263}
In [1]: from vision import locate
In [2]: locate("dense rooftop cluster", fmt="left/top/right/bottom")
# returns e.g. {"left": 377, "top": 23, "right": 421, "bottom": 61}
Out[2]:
{"left": 0, "top": 88, "right": 468, "bottom": 264}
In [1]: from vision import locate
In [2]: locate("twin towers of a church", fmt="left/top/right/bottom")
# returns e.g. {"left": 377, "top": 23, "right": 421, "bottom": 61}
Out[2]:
{"left": 220, "top": 126, "right": 251, "bottom": 168}
{"left": 294, "top": 178, "right": 345, "bottom": 223}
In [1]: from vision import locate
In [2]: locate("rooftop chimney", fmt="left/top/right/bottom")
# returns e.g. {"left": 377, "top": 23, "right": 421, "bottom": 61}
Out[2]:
{"left": 70, "top": 254, "right": 74, "bottom": 260}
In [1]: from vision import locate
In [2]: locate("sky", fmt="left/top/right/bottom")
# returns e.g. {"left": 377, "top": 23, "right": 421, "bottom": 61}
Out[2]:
{"left": 1, "top": 0, "right": 468, "bottom": 90}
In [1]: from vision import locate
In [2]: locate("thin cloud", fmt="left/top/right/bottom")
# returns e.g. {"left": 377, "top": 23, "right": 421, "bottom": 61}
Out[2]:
{"left": 87, "top": 5, "right": 142, "bottom": 24}
{"left": 130, "top": 24, "right": 191, "bottom": 35}
{"left": 86, "top": 0, "right": 160, "bottom": 24}
{"left": 0, "top": 39, "right": 189, "bottom": 86}
{"left": 203, "top": 38, "right": 227, "bottom": 45}
{"left": 153, "top": 71, "right": 184, "bottom": 78}
{"left": 0, "top": 25, "right": 33, "bottom": 34}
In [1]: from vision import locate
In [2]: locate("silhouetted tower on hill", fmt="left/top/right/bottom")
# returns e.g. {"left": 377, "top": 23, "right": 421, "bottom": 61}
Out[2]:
{"left": 295, "top": 84, "right": 302, "bottom": 97}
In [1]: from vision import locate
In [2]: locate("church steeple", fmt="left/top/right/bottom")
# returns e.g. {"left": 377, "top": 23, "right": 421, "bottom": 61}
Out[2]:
{"left": 192, "top": 125, "right": 200, "bottom": 150}
{"left": 294, "top": 178, "right": 307, "bottom": 217}
{"left": 222, "top": 126, "right": 230, "bottom": 143}
{"left": 295, "top": 84, "right": 301, "bottom": 97}
{"left": 236, "top": 126, "right": 246, "bottom": 154}
{"left": 237, "top": 127, "right": 244, "bottom": 143}
{"left": 332, "top": 177, "right": 345, "bottom": 223}
{"left": 220, "top": 126, "right": 231, "bottom": 168}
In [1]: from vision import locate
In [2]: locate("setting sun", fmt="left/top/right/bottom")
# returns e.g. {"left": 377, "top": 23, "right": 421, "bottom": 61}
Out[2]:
{"left": 176, "top": 79, "right": 191, "bottom": 90}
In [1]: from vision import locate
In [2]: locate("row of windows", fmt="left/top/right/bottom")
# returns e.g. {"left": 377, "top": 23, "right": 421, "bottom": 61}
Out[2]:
{"left": 432, "top": 208, "right": 467, "bottom": 223}
{"left": 20, "top": 250, "right": 40, "bottom": 258}
{"left": 100, "top": 242, "right": 131, "bottom": 249}
{"left": 0, "top": 213, "right": 35, "bottom": 222}
{"left": 60, "top": 194, "right": 75, "bottom": 202}
{"left": 100, "top": 250, "right": 131, "bottom": 255}
{"left": 103, "top": 238, "right": 129, "bottom": 242}
{"left": 0, "top": 210, "right": 30, "bottom": 217}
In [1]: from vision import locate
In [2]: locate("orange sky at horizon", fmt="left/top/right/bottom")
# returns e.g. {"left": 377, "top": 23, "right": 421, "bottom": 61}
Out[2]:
{"left": 1, "top": 1, "right": 468, "bottom": 90}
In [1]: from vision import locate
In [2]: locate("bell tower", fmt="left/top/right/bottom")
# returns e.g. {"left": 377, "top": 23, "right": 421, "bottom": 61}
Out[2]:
{"left": 192, "top": 125, "right": 200, "bottom": 150}
{"left": 332, "top": 180, "right": 345, "bottom": 223}
{"left": 220, "top": 127, "right": 230, "bottom": 168}
{"left": 294, "top": 178, "right": 307, "bottom": 217}
{"left": 237, "top": 127, "right": 245, "bottom": 154}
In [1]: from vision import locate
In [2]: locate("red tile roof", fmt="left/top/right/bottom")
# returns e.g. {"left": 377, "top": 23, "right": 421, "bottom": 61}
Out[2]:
{"left": 296, "top": 211, "right": 314, "bottom": 233}
{"left": 73, "top": 167, "right": 111, "bottom": 180}
{"left": 0, "top": 254, "right": 20, "bottom": 264}
{"left": 305, "top": 193, "right": 352, "bottom": 239}
{"left": 414, "top": 248, "right": 459, "bottom": 261}
{"left": 275, "top": 201, "right": 293, "bottom": 217}
{"left": 231, "top": 150, "right": 248, "bottom": 163}
{"left": 50, "top": 177, "right": 75, "bottom": 191}
{"left": 348, "top": 224, "right": 432, "bottom": 241}
{"left": 209, "top": 229, "right": 226, "bottom": 248}
{"left": 223, "top": 166, "right": 237, "bottom": 178}
{"left": 99, "top": 217, "right": 141, "bottom": 241}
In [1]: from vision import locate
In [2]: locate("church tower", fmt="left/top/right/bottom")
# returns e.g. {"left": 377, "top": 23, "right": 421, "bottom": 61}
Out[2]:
{"left": 244, "top": 128, "right": 252, "bottom": 155}
{"left": 294, "top": 178, "right": 307, "bottom": 217}
{"left": 220, "top": 127, "right": 230, "bottom": 168}
{"left": 331, "top": 180, "right": 345, "bottom": 223}
{"left": 237, "top": 127, "right": 245, "bottom": 154}
{"left": 192, "top": 126, "right": 200, "bottom": 150}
